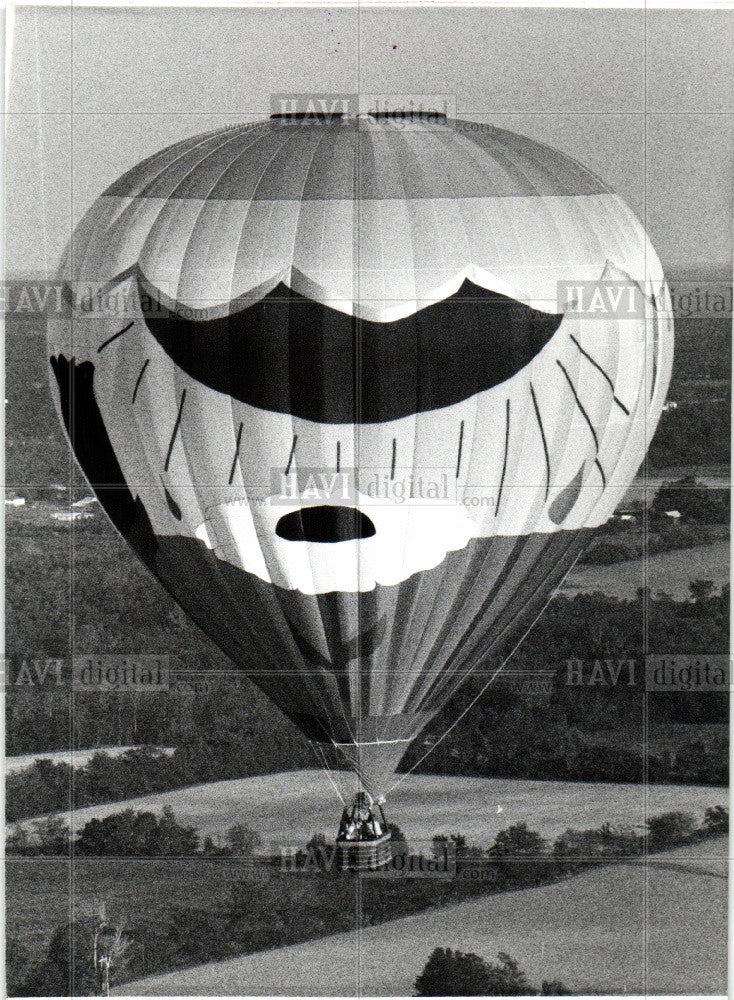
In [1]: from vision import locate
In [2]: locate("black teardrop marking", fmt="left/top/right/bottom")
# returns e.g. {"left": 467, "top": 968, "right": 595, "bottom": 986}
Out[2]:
{"left": 549, "top": 463, "right": 585, "bottom": 525}
{"left": 164, "top": 486, "right": 182, "bottom": 521}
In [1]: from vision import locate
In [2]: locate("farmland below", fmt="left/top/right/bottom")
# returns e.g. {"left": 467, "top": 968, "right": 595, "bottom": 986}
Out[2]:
{"left": 114, "top": 838, "right": 728, "bottom": 997}
{"left": 8, "top": 769, "right": 727, "bottom": 853}
{"left": 563, "top": 538, "right": 729, "bottom": 600}
{"left": 6, "top": 774, "right": 728, "bottom": 996}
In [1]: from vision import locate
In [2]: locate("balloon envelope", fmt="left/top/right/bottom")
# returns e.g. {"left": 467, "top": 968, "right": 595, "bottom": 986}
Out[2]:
{"left": 49, "top": 115, "right": 673, "bottom": 797}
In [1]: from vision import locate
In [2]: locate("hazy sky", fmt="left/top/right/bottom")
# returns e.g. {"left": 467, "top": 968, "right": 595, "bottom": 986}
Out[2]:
{"left": 5, "top": 4, "right": 732, "bottom": 276}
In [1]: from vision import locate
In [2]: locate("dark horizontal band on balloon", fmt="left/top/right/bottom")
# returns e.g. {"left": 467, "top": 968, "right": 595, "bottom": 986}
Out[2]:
{"left": 141, "top": 275, "right": 564, "bottom": 424}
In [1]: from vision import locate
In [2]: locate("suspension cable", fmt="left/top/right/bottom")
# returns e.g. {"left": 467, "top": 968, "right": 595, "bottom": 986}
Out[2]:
{"left": 385, "top": 553, "right": 583, "bottom": 796}
{"left": 309, "top": 740, "right": 347, "bottom": 806}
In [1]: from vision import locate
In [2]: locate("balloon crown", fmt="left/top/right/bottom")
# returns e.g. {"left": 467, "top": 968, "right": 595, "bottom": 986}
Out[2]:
{"left": 269, "top": 110, "right": 448, "bottom": 123}
{"left": 270, "top": 111, "right": 347, "bottom": 121}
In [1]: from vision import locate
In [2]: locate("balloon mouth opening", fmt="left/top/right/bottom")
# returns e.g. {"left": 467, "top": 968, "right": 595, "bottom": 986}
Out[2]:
{"left": 275, "top": 505, "right": 377, "bottom": 543}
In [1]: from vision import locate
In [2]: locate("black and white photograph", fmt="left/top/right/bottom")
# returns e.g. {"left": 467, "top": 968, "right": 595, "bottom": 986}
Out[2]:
{"left": 3, "top": 2, "right": 731, "bottom": 996}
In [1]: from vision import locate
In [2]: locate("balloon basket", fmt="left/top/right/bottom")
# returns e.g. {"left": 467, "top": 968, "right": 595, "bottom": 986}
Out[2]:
{"left": 336, "top": 834, "right": 392, "bottom": 872}
{"left": 335, "top": 793, "right": 392, "bottom": 871}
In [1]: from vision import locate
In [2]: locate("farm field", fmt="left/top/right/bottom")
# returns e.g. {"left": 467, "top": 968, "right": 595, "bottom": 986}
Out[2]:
{"left": 5, "top": 746, "right": 175, "bottom": 775}
{"left": 10, "top": 769, "right": 727, "bottom": 854}
{"left": 562, "top": 538, "right": 729, "bottom": 600}
{"left": 5, "top": 856, "right": 257, "bottom": 954}
{"left": 114, "top": 838, "right": 728, "bottom": 997}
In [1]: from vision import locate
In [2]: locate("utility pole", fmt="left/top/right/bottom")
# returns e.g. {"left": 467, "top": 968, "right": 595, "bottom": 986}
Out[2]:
{"left": 92, "top": 906, "right": 125, "bottom": 997}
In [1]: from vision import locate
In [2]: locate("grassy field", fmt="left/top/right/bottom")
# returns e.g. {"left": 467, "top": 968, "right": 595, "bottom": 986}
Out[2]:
{"left": 112, "top": 838, "right": 728, "bottom": 997}
{"left": 563, "top": 538, "right": 729, "bottom": 600}
{"left": 5, "top": 856, "right": 258, "bottom": 954}
{"left": 10, "top": 769, "right": 727, "bottom": 853}
{"left": 5, "top": 746, "right": 175, "bottom": 775}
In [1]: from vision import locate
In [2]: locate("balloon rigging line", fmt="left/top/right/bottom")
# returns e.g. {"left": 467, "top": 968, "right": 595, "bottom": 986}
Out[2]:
{"left": 568, "top": 333, "right": 630, "bottom": 415}
{"left": 529, "top": 383, "right": 550, "bottom": 501}
{"left": 97, "top": 321, "right": 134, "bottom": 354}
{"left": 310, "top": 740, "right": 347, "bottom": 806}
{"left": 385, "top": 549, "right": 583, "bottom": 798}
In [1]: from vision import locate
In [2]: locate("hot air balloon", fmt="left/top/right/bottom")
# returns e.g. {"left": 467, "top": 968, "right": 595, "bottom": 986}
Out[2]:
{"left": 48, "top": 111, "right": 673, "bottom": 866}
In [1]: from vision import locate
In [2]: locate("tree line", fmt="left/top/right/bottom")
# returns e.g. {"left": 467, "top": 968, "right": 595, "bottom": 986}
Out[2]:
{"left": 7, "top": 583, "right": 728, "bottom": 822}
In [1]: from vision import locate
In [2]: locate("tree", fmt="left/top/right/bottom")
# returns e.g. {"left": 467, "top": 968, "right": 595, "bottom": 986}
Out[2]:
{"left": 689, "top": 579, "right": 716, "bottom": 603}
{"left": 541, "top": 979, "right": 573, "bottom": 995}
{"left": 432, "top": 832, "right": 467, "bottom": 852}
{"left": 76, "top": 808, "right": 157, "bottom": 856}
{"left": 703, "top": 805, "right": 728, "bottom": 835}
{"left": 490, "top": 823, "right": 546, "bottom": 857}
{"left": 552, "top": 827, "right": 605, "bottom": 860}
{"left": 75, "top": 807, "right": 199, "bottom": 856}
{"left": 46, "top": 918, "right": 98, "bottom": 996}
{"left": 647, "top": 811, "right": 695, "bottom": 848}
{"left": 6, "top": 824, "right": 31, "bottom": 855}
{"left": 32, "top": 814, "right": 70, "bottom": 855}
{"left": 226, "top": 822, "right": 262, "bottom": 856}
{"left": 306, "top": 831, "right": 328, "bottom": 850}
{"left": 387, "top": 822, "right": 409, "bottom": 857}
{"left": 414, "top": 948, "right": 534, "bottom": 996}
{"left": 158, "top": 805, "right": 199, "bottom": 855}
